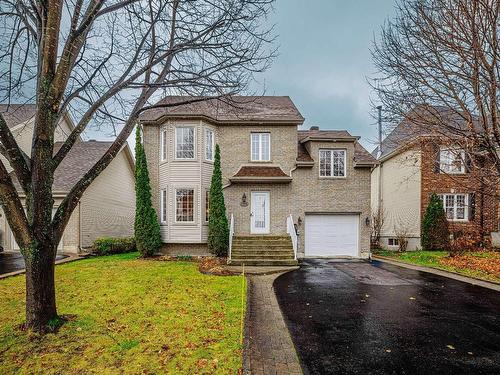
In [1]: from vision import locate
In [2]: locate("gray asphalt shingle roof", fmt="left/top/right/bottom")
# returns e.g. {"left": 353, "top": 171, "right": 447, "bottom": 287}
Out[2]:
{"left": 0, "top": 104, "right": 36, "bottom": 128}
{"left": 11, "top": 141, "right": 113, "bottom": 192}
{"left": 140, "top": 96, "right": 305, "bottom": 124}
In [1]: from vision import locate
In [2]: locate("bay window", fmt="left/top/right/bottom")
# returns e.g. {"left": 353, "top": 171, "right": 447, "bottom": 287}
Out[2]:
{"left": 175, "top": 189, "right": 194, "bottom": 222}
{"left": 175, "top": 127, "right": 195, "bottom": 159}
{"left": 205, "top": 128, "right": 214, "bottom": 161}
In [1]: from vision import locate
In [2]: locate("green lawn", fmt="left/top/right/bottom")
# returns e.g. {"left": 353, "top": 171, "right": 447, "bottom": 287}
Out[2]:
{"left": 0, "top": 253, "right": 245, "bottom": 374}
{"left": 374, "top": 249, "right": 500, "bottom": 283}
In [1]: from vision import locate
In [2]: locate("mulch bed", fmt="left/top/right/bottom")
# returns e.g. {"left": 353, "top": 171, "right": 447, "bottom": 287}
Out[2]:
{"left": 439, "top": 252, "right": 500, "bottom": 280}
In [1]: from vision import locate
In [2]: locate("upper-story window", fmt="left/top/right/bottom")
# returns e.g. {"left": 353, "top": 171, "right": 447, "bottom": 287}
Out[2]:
{"left": 175, "top": 127, "right": 195, "bottom": 159}
{"left": 251, "top": 133, "right": 270, "bottom": 161}
{"left": 438, "top": 193, "right": 468, "bottom": 221}
{"left": 440, "top": 148, "right": 465, "bottom": 174}
{"left": 160, "top": 128, "right": 167, "bottom": 161}
{"left": 205, "top": 128, "right": 214, "bottom": 161}
{"left": 319, "top": 149, "right": 346, "bottom": 177}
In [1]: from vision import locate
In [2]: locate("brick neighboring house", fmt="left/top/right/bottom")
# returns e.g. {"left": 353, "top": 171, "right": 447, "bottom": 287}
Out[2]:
{"left": 140, "top": 96, "right": 377, "bottom": 264}
{"left": 0, "top": 104, "right": 136, "bottom": 254}
{"left": 371, "top": 107, "right": 500, "bottom": 250}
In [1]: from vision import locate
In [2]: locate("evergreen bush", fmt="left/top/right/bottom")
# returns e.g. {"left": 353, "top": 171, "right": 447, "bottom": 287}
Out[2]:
{"left": 134, "top": 125, "right": 162, "bottom": 257}
{"left": 208, "top": 144, "right": 229, "bottom": 257}
{"left": 421, "top": 193, "right": 450, "bottom": 250}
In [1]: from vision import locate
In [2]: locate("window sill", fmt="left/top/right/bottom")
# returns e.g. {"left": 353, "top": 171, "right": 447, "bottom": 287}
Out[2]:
{"left": 439, "top": 171, "right": 466, "bottom": 175}
{"left": 447, "top": 219, "right": 469, "bottom": 223}
{"left": 318, "top": 176, "right": 347, "bottom": 179}
{"left": 173, "top": 158, "right": 198, "bottom": 162}
{"left": 250, "top": 160, "right": 273, "bottom": 163}
{"left": 172, "top": 221, "right": 198, "bottom": 226}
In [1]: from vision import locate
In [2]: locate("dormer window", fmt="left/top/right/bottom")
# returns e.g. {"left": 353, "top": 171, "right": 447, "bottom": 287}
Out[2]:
{"left": 251, "top": 133, "right": 270, "bottom": 161}
{"left": 319, "top": 149, "right": 346, "bottom": 177}
{"left": 440, "top": 148, "right": 465, "bottom": 174}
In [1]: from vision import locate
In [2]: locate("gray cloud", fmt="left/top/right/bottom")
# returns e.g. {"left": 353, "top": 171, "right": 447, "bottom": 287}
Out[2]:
{"left": 254, "top": 0, "right": 396, "bottom": 150}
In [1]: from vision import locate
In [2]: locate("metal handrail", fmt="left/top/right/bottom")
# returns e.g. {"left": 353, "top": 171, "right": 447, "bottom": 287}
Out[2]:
{"left": 286, "top": 214, "right": 298, "bottom": 260}
{"left": 229, "top": 214, "right": 234, "bottom": 260}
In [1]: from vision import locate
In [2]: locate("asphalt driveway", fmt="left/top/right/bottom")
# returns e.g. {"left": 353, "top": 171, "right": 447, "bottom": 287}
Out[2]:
{"left": 274, "top": 259, "right": 500, "bottom": 375}
{"left": 0, "top": 252, "right": 67, "bottom": 275}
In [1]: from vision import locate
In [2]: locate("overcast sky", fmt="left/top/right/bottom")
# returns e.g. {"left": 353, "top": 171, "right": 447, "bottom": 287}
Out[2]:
{"left": 255, "top": 0, "right": 396, "bottom": 150}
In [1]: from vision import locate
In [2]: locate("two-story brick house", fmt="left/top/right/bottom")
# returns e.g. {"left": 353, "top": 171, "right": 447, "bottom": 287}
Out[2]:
{"left": 371, "top": 107, "right": 500, "bottom": 250}
{"left": 140, "top": 96, "right": 377, "bottom": 264}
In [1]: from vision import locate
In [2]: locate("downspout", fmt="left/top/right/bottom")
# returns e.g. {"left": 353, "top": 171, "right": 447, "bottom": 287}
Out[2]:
{"left": 377, "top": 106, "right": 383, "bottom": 211}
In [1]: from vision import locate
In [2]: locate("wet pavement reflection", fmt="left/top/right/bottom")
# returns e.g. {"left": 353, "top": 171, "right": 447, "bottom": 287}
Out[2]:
{"left": 274, "top": 259, "right": 500, "bottom": 375}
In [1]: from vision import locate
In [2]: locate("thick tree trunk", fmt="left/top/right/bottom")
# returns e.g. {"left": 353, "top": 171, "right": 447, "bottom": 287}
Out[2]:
{"left": 24, "top": 242, "right": 58, "bottom": 332}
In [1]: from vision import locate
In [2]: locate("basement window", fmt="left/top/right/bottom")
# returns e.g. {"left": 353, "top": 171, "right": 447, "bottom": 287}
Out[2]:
{"left": 388, "top": 238, "right": 399, "bottom": 247}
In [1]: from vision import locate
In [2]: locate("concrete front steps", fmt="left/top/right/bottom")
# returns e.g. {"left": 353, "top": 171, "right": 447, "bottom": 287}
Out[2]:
{"left": 228, "top": 235, "right": 298, "bottom": 266}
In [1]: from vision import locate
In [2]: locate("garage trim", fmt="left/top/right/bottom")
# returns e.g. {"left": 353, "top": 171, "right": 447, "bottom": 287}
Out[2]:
{"left": 304, "top": 212, "right": 361, "bottom": 258}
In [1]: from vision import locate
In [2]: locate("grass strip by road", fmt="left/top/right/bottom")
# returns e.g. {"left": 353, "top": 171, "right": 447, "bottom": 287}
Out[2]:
{"left": 373, "top": 250, "right": 500, "bottom": 283}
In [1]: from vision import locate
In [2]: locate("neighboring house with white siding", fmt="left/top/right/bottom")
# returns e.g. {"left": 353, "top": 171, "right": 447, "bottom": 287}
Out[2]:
{"left": 140, "top": 96, "right": 377, "bottom": 264}
{"left": 0, "top": 104, "right": 135, "bottom": 254}
{"left": 371, "top": 106, "right": 500, "bottom": 250}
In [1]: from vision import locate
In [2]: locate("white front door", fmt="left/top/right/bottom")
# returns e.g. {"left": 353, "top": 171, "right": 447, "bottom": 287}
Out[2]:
{"left": 251, "top": 191, "right": 270, "bottom": 234}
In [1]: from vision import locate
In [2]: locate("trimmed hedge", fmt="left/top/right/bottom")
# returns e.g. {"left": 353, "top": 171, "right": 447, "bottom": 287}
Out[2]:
{"left": 92, "top": 237, "right": 136, "bottom": 256}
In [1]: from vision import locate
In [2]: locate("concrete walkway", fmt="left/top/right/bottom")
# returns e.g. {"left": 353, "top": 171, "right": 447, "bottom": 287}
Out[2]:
{"left": 244, "top": 272, "right": 302, "bottom": 375}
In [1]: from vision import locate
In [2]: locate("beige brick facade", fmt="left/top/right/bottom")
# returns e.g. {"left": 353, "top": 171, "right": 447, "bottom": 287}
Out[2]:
{"left": 144, "top": 120, "right": 373, "bottom": 258}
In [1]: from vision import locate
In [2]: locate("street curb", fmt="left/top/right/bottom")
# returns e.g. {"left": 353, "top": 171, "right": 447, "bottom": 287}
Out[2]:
{"left": 373, "top": 255, "right": 500, "bottom": 292}
{"left": 0, "top": 254, "right": 83, "bottom": 280}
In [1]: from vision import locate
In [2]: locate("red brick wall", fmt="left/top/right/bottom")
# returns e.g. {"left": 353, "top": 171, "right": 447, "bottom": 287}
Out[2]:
{"left": 420, "top": 140, "right": 498, "bottom": 240}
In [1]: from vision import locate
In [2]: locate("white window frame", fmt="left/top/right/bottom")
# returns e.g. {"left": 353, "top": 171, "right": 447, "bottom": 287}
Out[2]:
{"left": 160, "top": 189, "right": 167, "bottom": 223}
{"left": 250, "top": 132, "right": 271, "bottom": 161}
{"left": 175, "top": 188, "right": 195, "bottom": 223}
{"left": 440, "top": 148, "right": 466, "bottom": 174}
{"left": 388, "top": 238, "right": 399, "bottom": 247}
{"left": 160, "top": 127, "right": 168, "bottom": 161}
{"left": 319, "top": 149, "right": 346, "bottom": 178}
{"left": 205, "top": 190, "right": 210, "bottom": 223}
{"left": 205, "top": 128, "right": 214, "bottom": 161}
{"left": 175, "top": 126, "right": 195, "bottom": 160}
{"left": 438, "top": 193, "right": 469, "bottom": 222}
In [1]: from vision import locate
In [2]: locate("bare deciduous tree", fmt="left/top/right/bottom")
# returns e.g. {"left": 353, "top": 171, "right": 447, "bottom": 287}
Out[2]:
{"left": 370, "top": 206, "right": 386, "bottom": 249}
{"left": 0, "top": 0, "right": 275, "bottom": 332}
{"left": 371, "top": 0, "right": 499, "bottom": 177}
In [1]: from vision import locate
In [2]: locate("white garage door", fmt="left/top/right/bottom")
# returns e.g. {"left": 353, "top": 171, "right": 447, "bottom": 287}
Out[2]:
{"left": 305, "top": 214, "right": 359, "bottom": 257}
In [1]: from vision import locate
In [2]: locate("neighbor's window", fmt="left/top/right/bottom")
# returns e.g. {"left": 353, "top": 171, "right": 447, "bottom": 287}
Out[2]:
{"left": 175, "top": 127, "right": 195, "bottom": 159}
{"left": 176, "top": 189, "right": 194, "bottom": 222}
{"left": 205, "top": 190, "right": 210, "bottom": 222}
{"left": 438, "top": 194, "right": 468, "bottom": 221}
{"left": 160, "top": 189, "right": 167, "bottom": 223}
{"left": 161, "top": 127, "right": 167, "bottom": 161}
{"left": 205, "top": 128, "right": 214, "bottom": 161}
{"left": 251, "top": 133, "right": 270, "bottom": 161}
{"left": 319, "top": 149, "right": 346, "bottom": 177}
{"left": 388, "top": 238, "right": 399, "bottom": 246}
{"left": 440, "top": 148, "right": 465, "bottom": 174}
